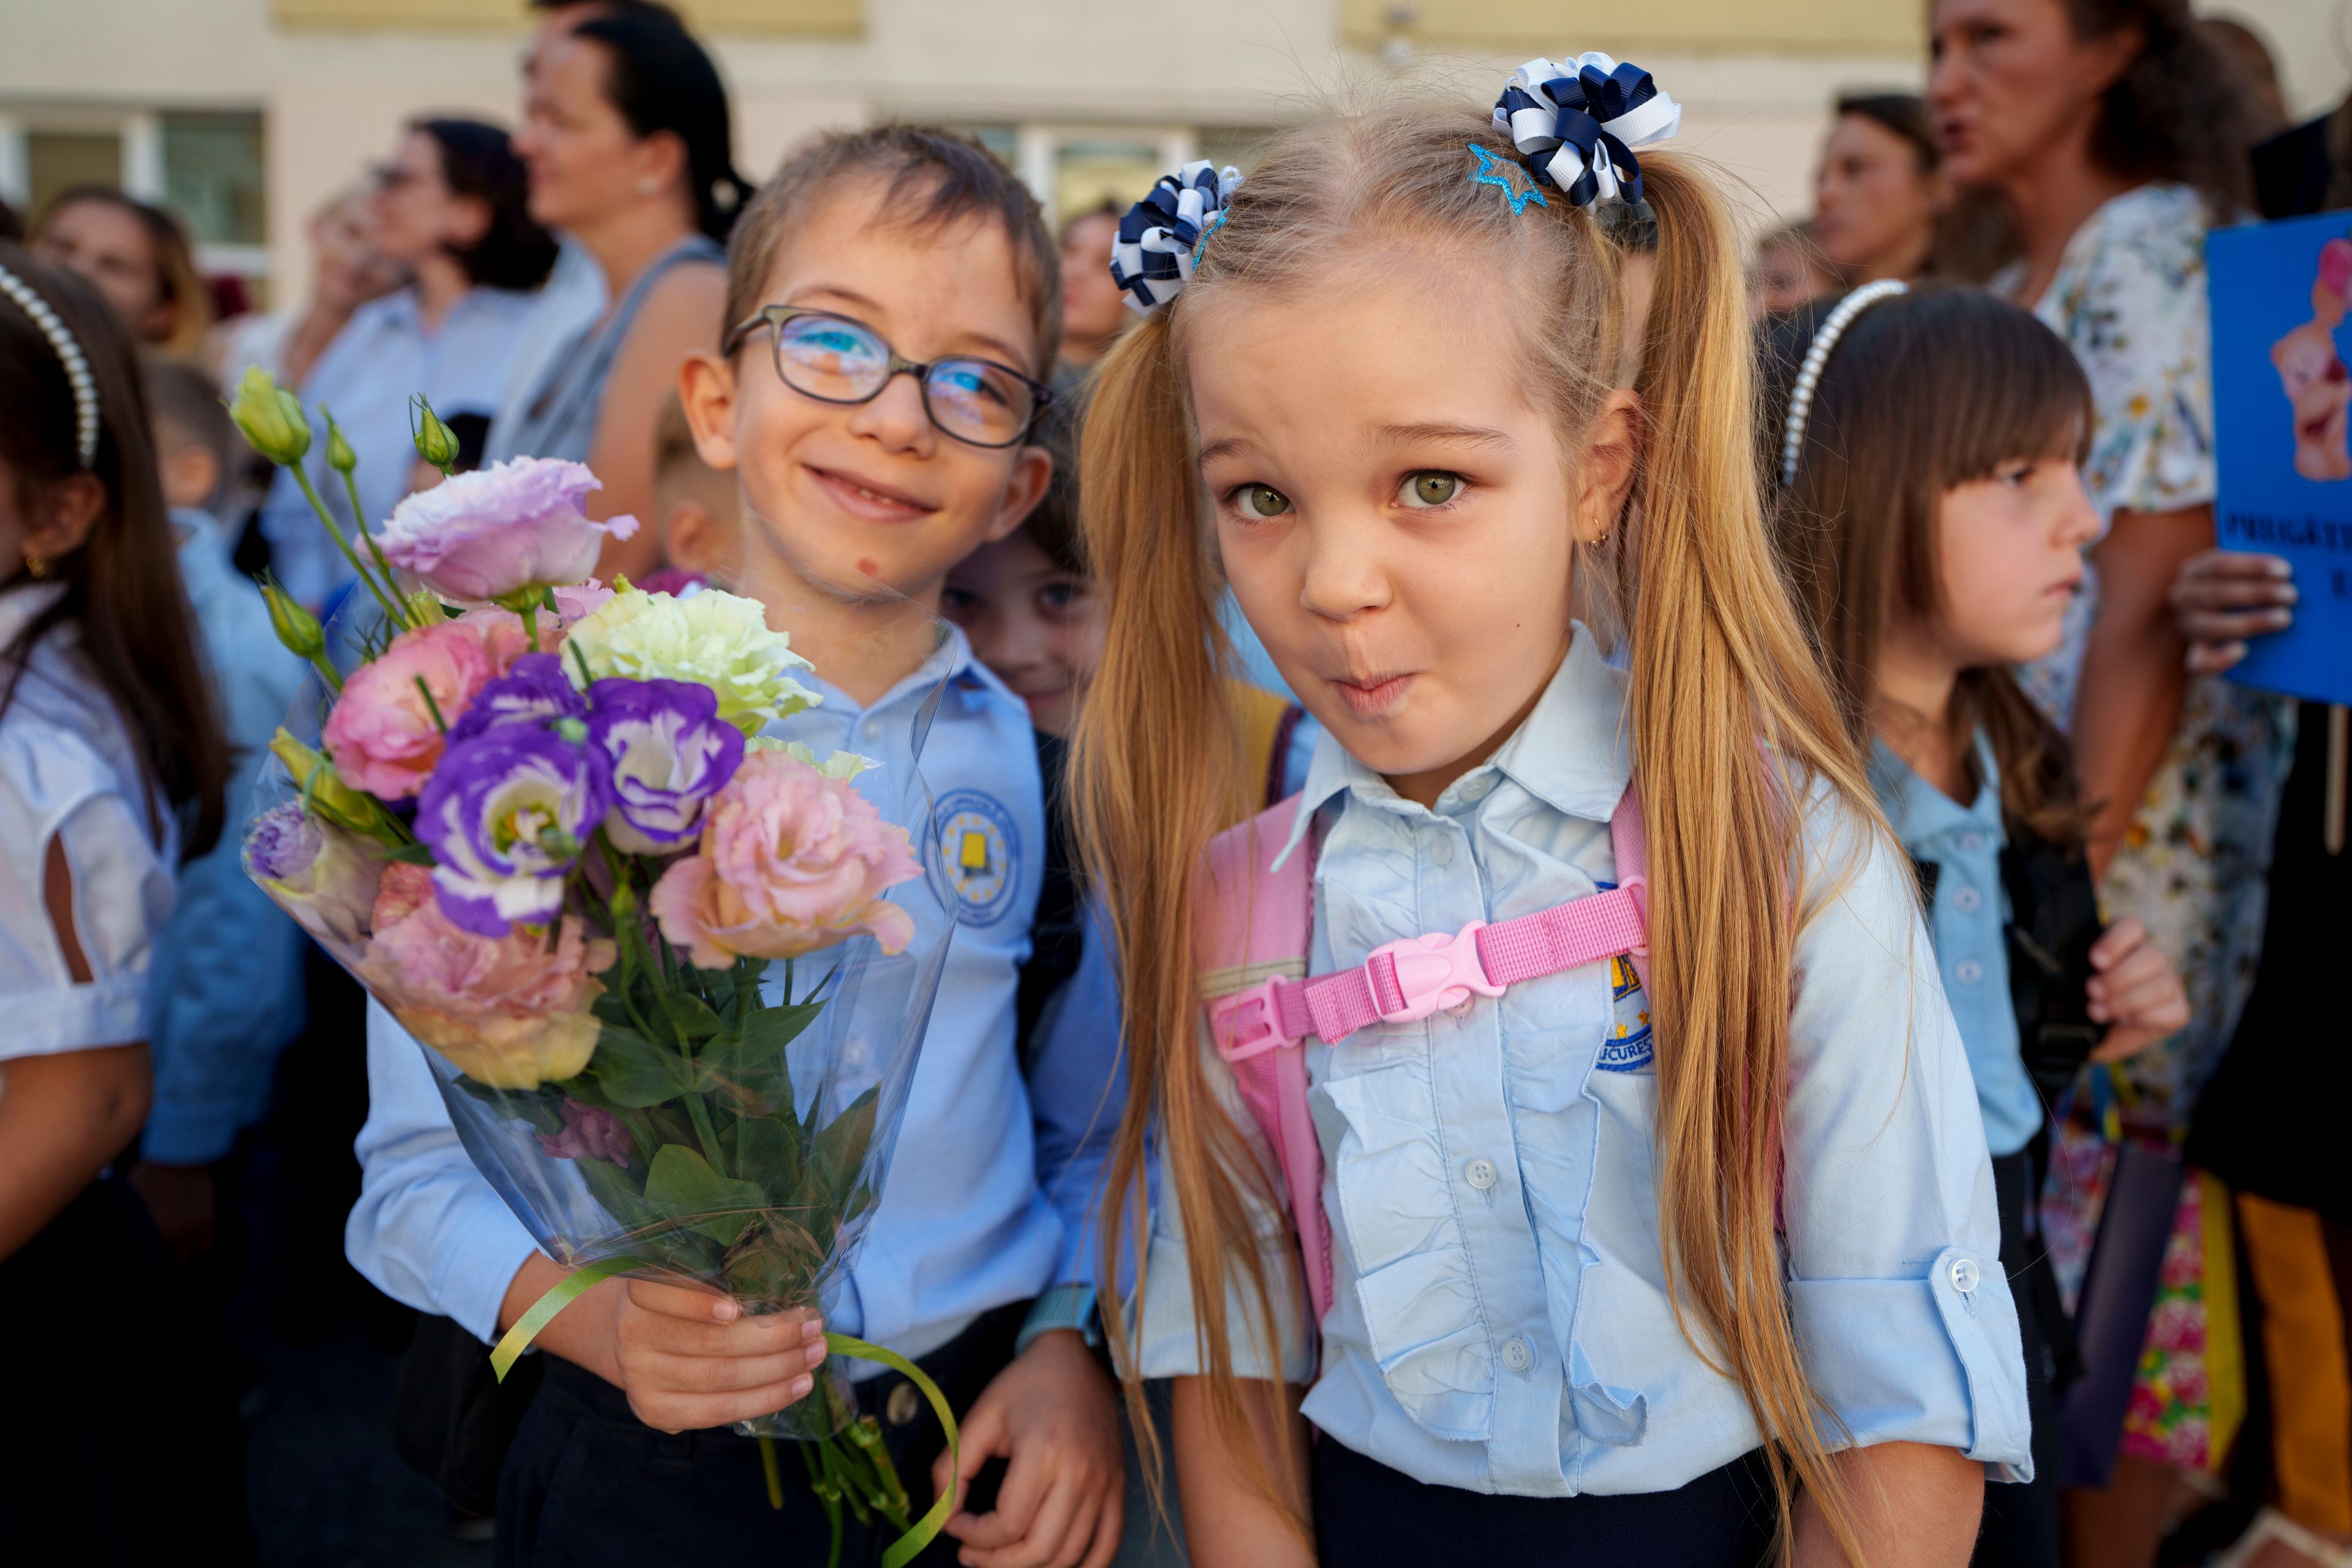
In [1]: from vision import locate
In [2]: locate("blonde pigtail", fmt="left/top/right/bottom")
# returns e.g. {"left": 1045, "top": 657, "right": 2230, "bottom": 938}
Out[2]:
{"left": 1071, "top": 309, "right": 1306, "bottom": 1528}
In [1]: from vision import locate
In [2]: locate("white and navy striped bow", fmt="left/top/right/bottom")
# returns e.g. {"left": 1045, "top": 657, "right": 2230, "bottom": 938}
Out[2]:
{"left": 1109, "top": 160, "right": 1243, "bottom": 315}
{"left": 1492, "top": 53, "right": 1681, "bottom": 208}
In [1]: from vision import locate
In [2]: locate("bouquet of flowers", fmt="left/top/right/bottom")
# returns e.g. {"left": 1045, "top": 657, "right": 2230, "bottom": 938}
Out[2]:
{"left": 232, "top": 374, "right": 960, "bottom": 1564}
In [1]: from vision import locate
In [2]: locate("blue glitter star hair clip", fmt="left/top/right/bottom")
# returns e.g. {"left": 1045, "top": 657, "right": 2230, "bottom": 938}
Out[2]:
{"left": 1491, "top": 51, "right": 1681, "bottom": 208}
{"left": 1467, "top": 143, "right": 1547, "bottom": 215}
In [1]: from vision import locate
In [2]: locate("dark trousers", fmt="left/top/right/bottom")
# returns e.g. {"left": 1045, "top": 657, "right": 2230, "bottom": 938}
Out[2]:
{"left": 0, "top": 1176, "right": 255, "bottom": 1567}
{"left": 495, "top": 1302, "right": 1023, "bottom": 1567}
{"left": 1313, "top": 1433, "right": 1774, "bottom": 1567}
{"left": 1972, "top": 1148, "right": 2064, "bottom": 1568}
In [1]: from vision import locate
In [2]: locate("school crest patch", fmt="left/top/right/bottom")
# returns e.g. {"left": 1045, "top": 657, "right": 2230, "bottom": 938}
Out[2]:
{"left": 932, "top": 790, "right": 1021, "bottom": 927}
{"left": 1591, "top": 883, "right": 1654, "bottom": 1073}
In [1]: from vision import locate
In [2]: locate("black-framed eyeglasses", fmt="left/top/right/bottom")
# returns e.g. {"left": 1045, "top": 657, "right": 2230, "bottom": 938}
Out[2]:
{"left": 722, "top": 305, "right": 1052, "bottom": 450}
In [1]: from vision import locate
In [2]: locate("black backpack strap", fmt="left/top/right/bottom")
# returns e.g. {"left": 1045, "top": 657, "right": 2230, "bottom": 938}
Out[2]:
{"left": 1015, "top": 728, "right": 1086, "bottom": 1074}
{"left": 1999, "top": 820, "right": 2105, "bottom": 1107}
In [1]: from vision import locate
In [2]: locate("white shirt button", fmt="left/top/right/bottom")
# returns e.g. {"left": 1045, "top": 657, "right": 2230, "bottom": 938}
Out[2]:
{"left": 1949, "top": 1257, "right": 1981, "bottom": 1294}
{"left": 1958, "top": 831, "right": 1988, "bottom": 856}
{"left": 1499, "top": 1337, "right": 1534, "bottom": 1373}
{"left": 1954, "top": 959, "right": 1985, "bottom": 986}
{"left": 1433, "top": 837, "right": 1455, "bottom": 868}
{"left": 1950, "top": 886, "right": 1982, "bottom": 914}
{"left": 1464, "top": 1158, "right": 1499, "bottom": 1191}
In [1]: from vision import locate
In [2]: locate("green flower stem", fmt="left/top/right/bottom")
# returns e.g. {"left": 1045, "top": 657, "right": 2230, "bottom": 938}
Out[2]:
{"left": 307, "top": 654, "right": 344, "bottom": 695}
{"left": 684, "top": 1088, "right": 728, "bottom": 1177}
{"left": 758, "top": 1436, "right": 785, "bottom": 1510}
{"left": 290, "top": 466, "right": 407, "bottom": 628}
{"left": 339, "top": 465, "right": 404, "bottom": 612}
{"left": 801, "top": 1442, "right": 846, "bottom": 1568}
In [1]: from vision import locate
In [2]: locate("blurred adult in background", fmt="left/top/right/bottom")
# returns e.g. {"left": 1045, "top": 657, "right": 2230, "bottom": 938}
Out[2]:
{"left": 2201, "top": 15, "right": 2288, "bottom": 146}
{"left": 1931, "top": 2, "right": 2293, "bottom": 1562}
{"left": 31, "top": 187, "right": 213, "bottom": 361}
{"left": 499, "top": 6, "right": 745, "bottom": 581}
{"left": 1055, "top": 198, "right": 1125, "bottom": 387}
{"left": 1748, "top": 218, "right": 1837, "bottom": 320}
{"left": 1812, "top": 92, "right": 1948, "bottom": 284}
{"left": 260, "top": 118, "right": 557, "bottom": 610}
{"left": 0, "top": 200, "right": 20, "bottom": 243}
{"left": 213, "top": 187, "right": 402, "bottom": 401}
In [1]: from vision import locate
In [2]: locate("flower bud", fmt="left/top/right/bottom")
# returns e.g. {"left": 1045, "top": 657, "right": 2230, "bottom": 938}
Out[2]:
{"left": 229, "top": 366, "right": 311, "bottom": 466}
{"left": 324, "top": 410, "right": 358, "bottom": 475}
{"left": 410, "top": 394, "right": 461, "bottom": 473}
{"left": 260, "top": 580, "right": 326, "bottom": 662}
{"left": 270, "top": 727, "right": 381, "bottom": 836}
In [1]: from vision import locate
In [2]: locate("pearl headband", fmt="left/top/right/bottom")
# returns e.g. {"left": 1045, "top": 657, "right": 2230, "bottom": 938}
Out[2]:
{"left": 0, "top": 261, "right": 100, "bottom": 467}
{"left": 1777, "top": 278, "right": 1907, "bottom": 489}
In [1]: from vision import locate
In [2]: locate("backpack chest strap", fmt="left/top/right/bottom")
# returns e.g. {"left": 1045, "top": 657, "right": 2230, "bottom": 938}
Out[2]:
{"left": 1211, "top": 876, "right": 1648, "bottom": 1060}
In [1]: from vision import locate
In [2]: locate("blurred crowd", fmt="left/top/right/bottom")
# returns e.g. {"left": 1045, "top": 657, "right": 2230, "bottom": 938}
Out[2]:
{"left": 0, "top": 0, "right": 2348, "bottom": 1565}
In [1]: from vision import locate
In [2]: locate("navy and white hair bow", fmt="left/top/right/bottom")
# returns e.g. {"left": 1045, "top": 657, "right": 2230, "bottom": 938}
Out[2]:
{"left": 1109, "top": 160, "right": 1243, "bottom": 315}
{"left": 1492, "top": 53, "right": 1681, "bottom": 208}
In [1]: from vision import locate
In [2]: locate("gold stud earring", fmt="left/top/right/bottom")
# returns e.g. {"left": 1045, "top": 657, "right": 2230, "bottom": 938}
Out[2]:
{"left": 22, "top": 551, "right": 47, "bottom": 579}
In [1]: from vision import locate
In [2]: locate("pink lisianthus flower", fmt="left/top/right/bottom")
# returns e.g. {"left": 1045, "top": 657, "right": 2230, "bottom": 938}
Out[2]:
{"left": 359, "top": 862, "right": 617, "bottom": 1088}
{"left": 537, "top": 1098, "right": 633, "bottom": 1166}
{"left": 375, "top": 457, "right": 638, "bottom": 606}
{"left": 322, "top": 617, "right": 499, "bottom": 799}
{"left": 551, "top": 579, "right": 614, "bottom": 622}
{"left": 649, "top": 750, "right": 921, "bottom": 969}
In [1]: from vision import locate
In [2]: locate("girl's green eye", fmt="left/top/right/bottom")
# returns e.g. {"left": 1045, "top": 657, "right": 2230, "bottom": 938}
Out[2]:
{"left": 1400, "top": 471, "right": 1463, "bottom": 509}
{"left": 1238, "top": 484, "right": 1292, "bottom": 518}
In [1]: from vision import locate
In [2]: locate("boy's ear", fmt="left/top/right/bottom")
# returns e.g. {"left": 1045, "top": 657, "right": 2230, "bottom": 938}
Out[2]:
{"left": 679, "top": 353, "right": 740, "bottom": 472}
{"left": 1577, "top": 390, "right": 1642, "bottom": 544}
{"left": 981, "top": 442, "right": 1054, "bottom": 546}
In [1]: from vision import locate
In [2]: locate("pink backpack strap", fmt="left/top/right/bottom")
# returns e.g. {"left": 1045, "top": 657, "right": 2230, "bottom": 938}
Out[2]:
{"left": 1197, "top": 780, "right": 1651, "bottom": 1335}
{"left": 1197, "top": 793, "right": 1333, "bottom": 1322}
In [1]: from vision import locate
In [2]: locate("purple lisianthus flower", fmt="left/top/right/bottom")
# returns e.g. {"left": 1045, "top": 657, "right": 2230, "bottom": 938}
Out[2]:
{"left": 536, "top": 1098, "right": 633, "bottom": 1166}
{"left": 374, "top": 456, "right": 639, "bottom": 605}
{"left": 586, "top": 677, "right": 745, "bottom": 856}
{"left": 448, "top": 653, "right": 587, "bottom": 745}
{"left": 414, "top": 726, "right": 606, "bottom": 937}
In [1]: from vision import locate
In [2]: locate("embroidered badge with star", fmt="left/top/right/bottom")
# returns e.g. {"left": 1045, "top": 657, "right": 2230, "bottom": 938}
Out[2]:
{"left": 1468, "top": 142, "right": 1548, "bottom": 215}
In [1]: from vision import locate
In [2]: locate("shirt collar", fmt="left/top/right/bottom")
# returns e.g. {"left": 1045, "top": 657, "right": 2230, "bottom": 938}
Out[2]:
{"left": 1869, "top": 730, "right": 2004, "bottom": 853}
{"left": 801, "top": 617, "right": 982, "bottom": 720}
{"left": 1272, "top": 623, "right": 1631, "bottom": 867}
{"left": 173, "top": 507, "right": 230, "bottom": 594}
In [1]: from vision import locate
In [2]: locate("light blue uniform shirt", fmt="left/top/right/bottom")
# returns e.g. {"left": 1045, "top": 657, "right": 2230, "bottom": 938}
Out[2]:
{"left": 1137, "top": 630, "right": 2031, "bottom": 1493}
{"left": 347, "top": 627, "right": 1107, "bottom": 1366}
{"left": 1869, "top": 735, "right": 2043, "bottom": 1159}
{"left": 262, "top": 285, "right": 541, "bottom": 608}
{"left": 144, "top": 512, "right": 310, "bottom": 1162}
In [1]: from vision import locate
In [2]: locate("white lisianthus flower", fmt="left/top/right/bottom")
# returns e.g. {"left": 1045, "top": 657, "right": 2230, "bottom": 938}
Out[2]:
{"left": 565, "top": 586, "right": 818, "bottom": 736}
{"left": 745, "top": 736, "right": 879, "bottom": 780}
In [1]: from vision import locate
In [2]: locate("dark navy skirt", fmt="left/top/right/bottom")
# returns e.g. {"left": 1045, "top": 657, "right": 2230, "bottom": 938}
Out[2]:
{"left": 1314, "top": 1434, "right": 1776, "bottom": 1567}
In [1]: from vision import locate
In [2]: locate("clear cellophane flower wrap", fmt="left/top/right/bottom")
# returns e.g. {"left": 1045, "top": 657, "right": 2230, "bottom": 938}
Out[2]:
{"left": 234, "top": 382, "right": 964, "bottom": 1562}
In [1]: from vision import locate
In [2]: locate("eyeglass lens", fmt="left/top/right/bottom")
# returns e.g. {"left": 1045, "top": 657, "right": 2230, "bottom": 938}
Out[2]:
{"left": 773, "top": 312, "right": 1036, "bottom": 447}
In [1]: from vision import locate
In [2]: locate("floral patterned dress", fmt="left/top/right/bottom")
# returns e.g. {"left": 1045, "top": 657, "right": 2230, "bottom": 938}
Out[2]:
{"left": 2006, "top": 183, "right": 2296, "bottom": 1474}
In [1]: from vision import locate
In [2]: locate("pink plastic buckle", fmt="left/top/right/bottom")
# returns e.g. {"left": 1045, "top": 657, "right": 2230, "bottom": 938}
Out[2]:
{"left": 1210, "top": 978, "right": 1293, "bottom": 1062}
{"left": 1368, "top": 921, "right": 1504, "bottom": 1023}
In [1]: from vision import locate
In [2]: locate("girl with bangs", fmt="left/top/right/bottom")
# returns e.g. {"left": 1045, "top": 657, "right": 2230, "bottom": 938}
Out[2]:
{"left": 1072, "top": 59, "right": 2033, "bottom": 1568}
{"left": 1767, "top": 282, "right": 2189, "bottom": 1568}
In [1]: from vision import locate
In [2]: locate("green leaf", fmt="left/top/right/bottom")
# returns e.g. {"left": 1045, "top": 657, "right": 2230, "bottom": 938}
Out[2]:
{"left": 734, "top": 1001, "right": 821, "bottom": 1070}
{"left": 733, "top": 1114, "right": 804, "bottom": 1206}
{"left": 381, "top": 840, "right": 437, "bottom": 865}
{"left": 809, "top": 1086, "right": 880, "bottom": 1203}
{"left": 643, "top": 1143, "right": 769, "bottom": 1248}
{"left": 587, "top": 1025, "right": 694, "bottom": 1108}
{"left": 659, "top": 990, "right": 724, "bottom": 1042}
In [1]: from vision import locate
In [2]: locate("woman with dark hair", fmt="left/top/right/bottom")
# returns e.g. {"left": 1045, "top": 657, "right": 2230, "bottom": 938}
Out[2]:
{"left": 1930, "top": 2, "right": 2294, "bottom": 1559}
{"left": 500, "top": 6, "right": 748, "bottom": 579}
{"left": 30, "top": 186, "right": 214, "bottom": 362}
{"left": 257, "top": 117, "right": 558, "bottom": 609}
{"left": 1811, "top": 93, "right": 1948, "bottom": 284}
{"left": 0, "top": 243, "right": 248, "bottom": 1562}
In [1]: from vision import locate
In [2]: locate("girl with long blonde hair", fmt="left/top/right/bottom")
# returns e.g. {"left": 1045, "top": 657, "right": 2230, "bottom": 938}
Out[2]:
{"left": 1072, "top": 59, "right": 2032, "bottom": 1566}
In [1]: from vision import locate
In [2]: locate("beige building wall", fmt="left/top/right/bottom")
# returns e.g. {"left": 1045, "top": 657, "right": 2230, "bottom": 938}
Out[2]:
{"left": 1, "top": 0, "right": 2343, "bottom": 306}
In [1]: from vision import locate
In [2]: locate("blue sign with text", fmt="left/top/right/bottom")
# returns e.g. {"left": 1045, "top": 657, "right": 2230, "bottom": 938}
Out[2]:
{"left": 2210, "top": 211, "right": 2352, "bottom": 705}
